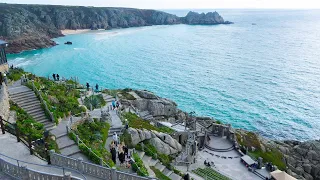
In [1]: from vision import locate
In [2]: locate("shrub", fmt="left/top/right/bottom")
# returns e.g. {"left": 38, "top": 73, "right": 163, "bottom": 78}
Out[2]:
{"left": 84, "top": 94, "right": 106, "bottom": 109}
{"left": 120, "top": 130, "right": 133, "bottom": 148}
{"left": 7, "top": 68, "right": 25, "bottom": 81}
{"left": 123, "top": 112, "right": 174, "bottom": 134}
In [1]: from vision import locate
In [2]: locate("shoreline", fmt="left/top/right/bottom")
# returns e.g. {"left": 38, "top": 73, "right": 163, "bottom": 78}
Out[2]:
{"left": 61, "top": 29, "right": 105, "bottom": 35}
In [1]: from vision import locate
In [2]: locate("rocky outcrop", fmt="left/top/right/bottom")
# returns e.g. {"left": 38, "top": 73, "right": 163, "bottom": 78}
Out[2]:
{"left": 128, "top": 127, "right": 182, "bottom": 155}
{"left": 182, "top": 11, "right": 233, "bottom": 25}
{"left": 133, "top": 90, "right": 177, "bottom": 118}
{"left": 0, "top": 3, "right": 232, "bottom": 53}
{"left": 277, "top": 140, "right": 320, "bottom": 180}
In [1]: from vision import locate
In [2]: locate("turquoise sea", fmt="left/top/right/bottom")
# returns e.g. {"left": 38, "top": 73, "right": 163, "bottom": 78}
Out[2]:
{"left": 8, "top": 9, "right": 320, "bottom": 140}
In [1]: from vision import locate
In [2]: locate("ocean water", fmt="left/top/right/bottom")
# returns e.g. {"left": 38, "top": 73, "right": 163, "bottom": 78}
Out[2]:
{"left": 7, "top": 9, "right": 320, "bottom": 141}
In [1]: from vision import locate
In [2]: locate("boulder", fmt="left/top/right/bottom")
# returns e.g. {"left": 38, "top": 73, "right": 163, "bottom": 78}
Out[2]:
{"left": 128, "top": 128, "right": 141, "bottom": 146}
{"left": 137, "top": 129, "right": 146, "bottom": 142}
{"left": 149, "top": 137, "right": 178, "bottom": 155}
{"left": 135, "top": 90, "right": 158, "bottom": 99}
{"left": 143, "top": 129, "right": 152, "bottom": 140}
{"left": 303, "top": 172, "right": 314, "bottom": 180}
{"left": 304, "top": 164, "right": 313, "bottom": 174}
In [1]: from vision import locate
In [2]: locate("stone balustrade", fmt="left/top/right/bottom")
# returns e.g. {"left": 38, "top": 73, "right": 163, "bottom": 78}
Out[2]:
{"left": 0, "top": 155, "right": 81, "bottom": 180}
{"left": 50, "top": 151, "right": 155, "bottom": 180}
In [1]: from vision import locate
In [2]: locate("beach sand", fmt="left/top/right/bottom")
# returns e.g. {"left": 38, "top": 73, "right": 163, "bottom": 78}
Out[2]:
{"left": 61, "top": 29, "right": 92, "bottom": 35}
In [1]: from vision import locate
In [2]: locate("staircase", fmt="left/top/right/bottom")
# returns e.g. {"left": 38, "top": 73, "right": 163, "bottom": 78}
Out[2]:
{"left": 108, "top": 126, "right": 123, "bottom": 137}
{"left": 136, "top": 150, "right": 182, "bottom": 180}
{"left": 8, "top": 84, "right": 55, "bottom": 130}
{"left": 50, "top": 120, "right": 89, "bottom": 161}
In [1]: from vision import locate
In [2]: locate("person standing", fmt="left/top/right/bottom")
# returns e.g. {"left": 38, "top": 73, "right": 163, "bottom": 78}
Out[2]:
{"left": 86, "top": 82, "right": 90, "bottom": 91}
{"left": 3, "top": 73, "right": 7, "bottom": 85}
{"left": 52, "top": 74, "right": 56, "bottom": 81}
{"left": 111, "top": 145, "right": 117, "bottom": 164}
{"left": 95, "top": 84, "right": 99, "bottom": 92}
{"left": 113, "top": 132, "right": 118, "bottom": 146}
{"left": 56, "top": 74, "right": 60, "bottom": 81}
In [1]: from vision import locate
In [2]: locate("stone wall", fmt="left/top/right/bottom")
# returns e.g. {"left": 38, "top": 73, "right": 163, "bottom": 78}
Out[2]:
{"left": 0, "top": 63, "right": 8, "bottom": 73}
{"left": 0, "top": 83, "right": 10, "bottom": 120}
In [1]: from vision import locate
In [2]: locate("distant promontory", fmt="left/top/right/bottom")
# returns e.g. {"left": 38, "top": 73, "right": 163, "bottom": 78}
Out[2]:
{"left": 0, "top": 3, "right": 232, "bottom": 53}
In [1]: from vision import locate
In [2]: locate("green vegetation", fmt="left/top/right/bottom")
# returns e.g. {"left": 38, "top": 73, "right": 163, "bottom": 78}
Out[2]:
{"left": 192, "top": 167, "right": 231, "bottom": 180}
{"left": 27, "top": 76, "right": 85, "bottom": 123}
{"left": 119, "top": 88, "right": 136, "bottom": 100}
{"left": 236, "top": 131, "right": 286, "bottom": 170}
{"left": 120, "top": 130, "right": 133, "bottom": 148}
{"left": 150, "top": 166, "right": 171, "bottom": 180}
{"left": 71, "top": 120, "right": 113, "bottom": 167}
{"left": 83, "top": 94, "right": 106, "bottom": 109}
{"left": 132, "top": 152, "right": 149, "bottom": 177}
{"left": 123, "top": 112, "right": 174, "bottom": 134}
{"left": 7, "top": 67, "right": 25, "bottom": 81}
{"left": 249, "top": 149, "right": 286, "bottom": 170}
{"left": 10, "top": 100, "right": 44, "bottom": 140}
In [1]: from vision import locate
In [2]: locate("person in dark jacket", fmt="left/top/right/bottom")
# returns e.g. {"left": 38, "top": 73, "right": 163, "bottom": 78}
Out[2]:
{"left": 56, "top": 74, "right": 60, "bottom": 81}
{"left": 52, "top": 74, "right": 56, "bottom": 81}
{"left": 111, "top": 146, "right": 117, "bottom": 164}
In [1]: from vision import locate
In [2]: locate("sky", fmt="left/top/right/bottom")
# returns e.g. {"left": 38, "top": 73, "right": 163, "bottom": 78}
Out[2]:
{"left": 1, "top": 0, "right": 320, "bottom": 9}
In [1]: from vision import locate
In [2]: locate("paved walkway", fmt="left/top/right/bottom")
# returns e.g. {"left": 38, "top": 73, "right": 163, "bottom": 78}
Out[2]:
{"left": 0, "top": 133, "right": 88, "bottom": 179}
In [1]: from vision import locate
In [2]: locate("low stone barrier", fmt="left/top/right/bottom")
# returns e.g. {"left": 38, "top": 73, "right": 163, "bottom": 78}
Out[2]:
{"left": 0, "top": 154, "right": 81, "bottom": 180}
{"left": 50, "top": 151, "right": 155, "bottom": 180}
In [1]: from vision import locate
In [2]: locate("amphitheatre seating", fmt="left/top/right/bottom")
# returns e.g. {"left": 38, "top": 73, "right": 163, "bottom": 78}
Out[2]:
{"left": 192, "top": 167, "right": 231, "bottom": 180}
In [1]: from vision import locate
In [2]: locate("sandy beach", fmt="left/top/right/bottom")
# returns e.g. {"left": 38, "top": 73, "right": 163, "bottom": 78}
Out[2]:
{"left": 61, "top": 29, "right": 92, "bottom": 35}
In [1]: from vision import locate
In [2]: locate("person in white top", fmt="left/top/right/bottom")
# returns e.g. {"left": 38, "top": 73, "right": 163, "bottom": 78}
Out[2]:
{"left": 113, "top": 132, "right": 118, "bottom": 146}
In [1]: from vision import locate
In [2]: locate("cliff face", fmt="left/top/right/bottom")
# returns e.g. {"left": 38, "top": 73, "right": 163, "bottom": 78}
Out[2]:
{"left": 0, "top": 3, "right": 231, "bottom": 53}
{"left": 182, "top": 11, "right": 233, "bottom": 25}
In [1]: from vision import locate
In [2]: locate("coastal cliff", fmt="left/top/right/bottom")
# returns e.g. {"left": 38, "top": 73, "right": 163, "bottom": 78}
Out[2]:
{"left": 0, "top": 3, "right": 232, "bottom": 53}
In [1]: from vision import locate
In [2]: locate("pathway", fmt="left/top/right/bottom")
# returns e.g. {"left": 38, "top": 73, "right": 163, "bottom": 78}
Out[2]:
{"left": 0, "top": 132, "right": 89, "bottom": 179}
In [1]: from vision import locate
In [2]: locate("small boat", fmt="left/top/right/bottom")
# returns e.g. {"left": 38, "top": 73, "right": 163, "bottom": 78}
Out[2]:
{"left": 252, "top": 23, "right": 257, "bottom": 25}
{"left": 64, "top": 41, "right": 72, "bottom": 45}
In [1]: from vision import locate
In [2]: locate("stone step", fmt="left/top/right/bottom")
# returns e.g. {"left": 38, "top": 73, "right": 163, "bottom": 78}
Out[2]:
{"left": 60, "top": 144, "right": 81, "bottom": 156}
{"left": 16, "top": 100, "right": 40, "bottom": 107}
{"left": 155, "top": 162, "right": 166, "bottom": 172}
{"left": 11, "top": 94, "right": 37, "bottom": 101}
{"left": 163, "top": 168, "right": 173, "bottom": 177}
{"left": 169, "top": 172, "right": 181, "bottom": 180}
{"left": 23, "top": 103, "right": 42, "bottom": 111}
{"left": 137, "top": 151, "right": 145, "bottom": 159}
{"left": 38, "top": 117, "right": 50, "bottom": 123}
{"left": 44, "top": 123, "right": 55, "bottom": 130}
{"left": 11, "top": 91, "right": 36, "bottom": 98}
{"left": 27, "top": 107, "right": 45, "bottom": 114}
{"left": 108, "top": 132, "right": 123, "bottom": 137}
{"left": 10, "top": 91, "right": 34, "bottom": 98}
{"left": 57, "top": 135, "right": 77, "bottom": 149}
{"left": 149, "top": 159, "right": 159, "bottom": 167}
{"left": 142, "top": 155, "right": 152, "bottom": 165}
{"left": 32, "top": 113, "right": 47, "bottom": 120}
{"left": 29, "top": 111, "right": 46, "bottom": 118}
{"left": 56, "top": 133, "right": 68, "bottom": 139}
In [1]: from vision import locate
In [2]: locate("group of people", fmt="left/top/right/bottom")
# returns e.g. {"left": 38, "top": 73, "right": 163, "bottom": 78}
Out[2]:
{"left": 111, "top": 100, "right": 120, "bottom": 110}
{"left": 52, "top": 73, "right": 60, "bottom": 81}
{"left": 110, "top": 133, "right": 131, "bottom": 168}
{"left": 86, "top": 82, "right": 99, "bottom": 92}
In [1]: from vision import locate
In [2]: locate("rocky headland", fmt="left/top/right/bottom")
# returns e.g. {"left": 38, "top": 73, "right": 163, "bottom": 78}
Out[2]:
{"left": 0, "top": 3, "right": 232, "bottom": 53}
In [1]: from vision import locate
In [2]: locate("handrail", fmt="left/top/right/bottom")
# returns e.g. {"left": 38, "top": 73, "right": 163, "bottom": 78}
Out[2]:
{"left": 30, "top": 80, "right": 55, "bottom": 123}
{"left": 0, "top": 152, "right": 86, "bottom": 180}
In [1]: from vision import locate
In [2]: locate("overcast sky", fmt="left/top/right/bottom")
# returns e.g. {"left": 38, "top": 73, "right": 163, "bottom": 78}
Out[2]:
{"left": 1, "top": 0, "right": 320, "bottom": 9}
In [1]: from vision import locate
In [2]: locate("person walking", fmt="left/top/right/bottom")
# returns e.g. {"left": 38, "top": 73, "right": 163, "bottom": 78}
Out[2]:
{"left": 122, "top": 142, "right": 128, "bottom": 158}
{"left": 56, "top": 74, "right": 60, "bottom": 81}
{"left": 52, "top": 74, "right": 56, "bottom": 81}
{"left": 3, "top": 73, "right": 7, "bottom": 85}
{"left": 113, "top": 132, "right": 118, "bottom": 146}
{"left": 111, "top": 145, "right": 117, "bottom": 164}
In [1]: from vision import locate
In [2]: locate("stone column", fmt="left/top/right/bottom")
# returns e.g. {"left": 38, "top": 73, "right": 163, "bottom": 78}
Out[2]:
{"left": 77, "top": 157, "right": 84, "bottom": 172}
{"left": 20, "top": 165, "right": 29, "bottom": 180}
{"left": 111, "top": 167, "right": 117, "bottom": 180}
{"left": 64, "top": 172, "right": 72, "bottom": 180}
